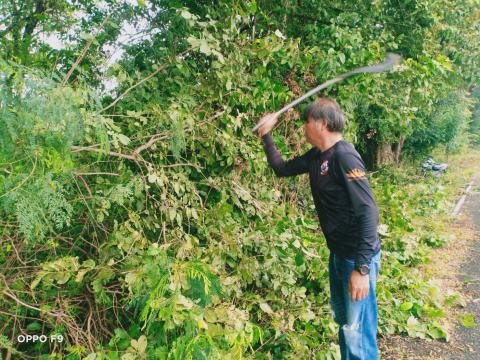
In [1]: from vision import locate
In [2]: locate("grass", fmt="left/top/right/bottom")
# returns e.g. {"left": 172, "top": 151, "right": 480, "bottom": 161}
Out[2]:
{"left": 377, "top": 147, "right": 480, "bottom": 359}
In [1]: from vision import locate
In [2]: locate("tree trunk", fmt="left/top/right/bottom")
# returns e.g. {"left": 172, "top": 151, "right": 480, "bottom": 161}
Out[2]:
{"left": 376, "top": 141, "right": 395, "bottom": 167}
{"left": 20, "top": 0, "right": 45, "bottom": 65}
{"left": 394, "top": 135, "right": 405, "bottom": 164}
{"left": 363, "top": 134, "right": 406, "bottom": 169}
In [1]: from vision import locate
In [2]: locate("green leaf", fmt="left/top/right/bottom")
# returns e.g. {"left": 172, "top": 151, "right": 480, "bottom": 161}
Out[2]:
{"left": 459, "top": 313, "right": 477, "bottom": 327}
{"left": 76, "top": 260, "right": 96, "bottom": 283}
{"left": 295, "top": 250, "right": 304, "bottom": 266}
{"left": 168, "top": 208, "right": 176, "bottom": 222}
{"left": 259, "top": 303, "right": 274, "bottom": 315}
{"left": 406, "top": 316, "right": 419, "bottom": 328}
{"left": 274, "top": 29, "right": 285, "bottom": 39}
{"left": 400, "top": 301, "right": 413, "bottom": 311}
{"left": 131, "top": 335, "right": 147, "bottom": 354}
{"left": 79, "top": 32, "right": 93, "bottom": 41}
{"left": 427, "top": 326, "right": 447, "bottom": 340}
{"left": 117, "top": 134, "right": 131, "bottom": 145}
{"left": 199, "top": 40, "right": 211, "bottom": 55}
{"left": 173, "top": 182, "right": 181, "bottom": 194}
{"left": 186, "top": 36, "right": 200, "bottom": 48}
{"left": 180, "top": 10, "right": 192, "bottom": 19}
{"left": 30, "top": 275, "right": 44, "bottom": 290}
{"left": 26, "top": 322, "right": 42, "bottom": 332}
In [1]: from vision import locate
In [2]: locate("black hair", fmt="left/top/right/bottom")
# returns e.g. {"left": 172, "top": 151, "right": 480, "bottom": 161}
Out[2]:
{"left": 302, "top": 97, "right": 346, "bottom": 132}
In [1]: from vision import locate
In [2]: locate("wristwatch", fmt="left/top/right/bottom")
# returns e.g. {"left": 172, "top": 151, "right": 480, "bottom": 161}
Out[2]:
{"left": 355, "top": 263, "right": 370, "bottom": 275}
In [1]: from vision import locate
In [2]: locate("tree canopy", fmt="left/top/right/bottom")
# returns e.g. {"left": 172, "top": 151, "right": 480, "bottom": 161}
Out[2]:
{"left": 0, "top": 0, "right": 479, "bottom": 358}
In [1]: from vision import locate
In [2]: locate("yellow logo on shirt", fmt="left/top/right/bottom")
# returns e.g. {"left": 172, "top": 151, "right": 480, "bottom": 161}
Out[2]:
{"left": 346, "top": 168, "right": 367, "bottom": 181}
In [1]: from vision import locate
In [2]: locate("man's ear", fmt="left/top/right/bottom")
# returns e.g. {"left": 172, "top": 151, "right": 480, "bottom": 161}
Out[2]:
{"left": 314, "top": 118, "right": 326, "bottom": 132}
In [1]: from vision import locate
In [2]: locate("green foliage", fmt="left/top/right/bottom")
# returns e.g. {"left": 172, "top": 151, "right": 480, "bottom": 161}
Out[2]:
{"left": 31, "top": 256, "right": 96, "bottom": 289}
{"left": 0, "top": 335, "right": 18, "bottom": 355}
{"left": 0, "top": 1, "right": 479, "bottom": 359}
{"left": 12, "top": 175, "right": 73, "bottom": 244}
{"left": 0, "top": 60, "right": 83, "bottom": 160}
{"left": 0, "top": 60, "right": 81, "bottom": 243}
{"left": 469, "top": 87, "right": 480, "bottom": 144}
{"left": 404, "top": 90, "right": 474, "bottom": 157}
{"left": 367, "top": 165, "right": 470, "bottom": 342}
{"left": 458, "top": 312, "right": 477, "bottom": 327}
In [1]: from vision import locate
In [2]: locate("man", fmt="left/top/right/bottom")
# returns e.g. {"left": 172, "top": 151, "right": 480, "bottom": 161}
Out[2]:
{"left": 257, "top": 97, "right": 382, "bottom": 360}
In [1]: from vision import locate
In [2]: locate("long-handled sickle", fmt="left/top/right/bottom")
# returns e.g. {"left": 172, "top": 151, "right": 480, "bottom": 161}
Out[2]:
{"left": 251, "top": 53, "right": 402, "bottom": 133}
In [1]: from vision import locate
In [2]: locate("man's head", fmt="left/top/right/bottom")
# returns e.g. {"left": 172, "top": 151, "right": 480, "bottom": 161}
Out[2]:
{"left": 302, "top": 97, "right": 345, "bottom": 145}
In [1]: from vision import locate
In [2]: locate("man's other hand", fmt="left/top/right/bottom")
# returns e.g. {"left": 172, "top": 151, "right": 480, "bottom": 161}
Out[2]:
{"left": 258, "top": 113, "right": 278, "bottom": 137}
{"left": 349, "top": 269, "right": 370, "bottom": 302}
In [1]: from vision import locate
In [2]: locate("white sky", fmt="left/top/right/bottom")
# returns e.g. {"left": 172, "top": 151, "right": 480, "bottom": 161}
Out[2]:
{"left": 37, "top": 0, "right": 155, "bottom": 95}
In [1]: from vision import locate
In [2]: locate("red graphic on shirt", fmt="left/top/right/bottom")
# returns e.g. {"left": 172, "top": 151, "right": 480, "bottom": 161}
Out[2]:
{"left": 320, "top": 160, "right": 329, "bottom": 176}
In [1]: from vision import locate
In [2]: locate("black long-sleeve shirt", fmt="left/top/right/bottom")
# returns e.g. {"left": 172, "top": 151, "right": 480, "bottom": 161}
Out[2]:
{"left": 262, "top": 133, "right": 381, "bottom": 267}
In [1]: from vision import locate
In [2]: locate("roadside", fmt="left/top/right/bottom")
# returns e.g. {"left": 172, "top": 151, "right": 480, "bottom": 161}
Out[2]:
{"left": 450, "top": 180, "right": 480, "bottom": 358}
{"left": 378, "top": 150, "right": 480, "bottom": 359}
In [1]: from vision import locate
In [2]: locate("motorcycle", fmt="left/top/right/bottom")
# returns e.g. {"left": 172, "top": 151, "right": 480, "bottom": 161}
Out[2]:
{"left": 421, "top": 157, "right": 448, "bottom": 177}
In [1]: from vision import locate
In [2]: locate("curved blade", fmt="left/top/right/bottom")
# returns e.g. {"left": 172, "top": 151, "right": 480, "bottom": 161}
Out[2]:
{"left": 251, "top": 53, "right": 402, "bottom": 133}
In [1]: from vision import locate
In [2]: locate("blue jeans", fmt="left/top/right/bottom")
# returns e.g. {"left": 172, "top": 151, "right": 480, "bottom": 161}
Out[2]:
{"left": 329, "top": 249, "right": 381, "bottom": 360}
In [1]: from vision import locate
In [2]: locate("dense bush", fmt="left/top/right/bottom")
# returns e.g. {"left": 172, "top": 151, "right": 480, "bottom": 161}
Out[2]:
{"left": 0, "top": 0, "right": 479, "bottom": 358}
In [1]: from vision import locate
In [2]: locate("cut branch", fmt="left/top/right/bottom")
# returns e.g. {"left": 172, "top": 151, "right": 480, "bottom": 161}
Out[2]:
{"left": 62, "top": 14, "right": 112, "bottom": 86}
{"left": 71, "top": 133, "right": 166, "bottom": 160}
{"left": 133, "top": 134, "right": 167, "bottom": 155}
{"left": 71, "top": 146, "right": 136, "bottom": 161}
{"left": 2, "top": 290, "right": 64, "bottom": 318}
{"left": 160, "top": 163, "right": 204, "bottom": 170}
{"left": 74, "top": 172, "right": 120, "bottom": 176}
{"left": 70, "top": 109, "right": 225, "bottom": 164}
{"left": 100, "top": 47, "right": 192, "bottom": 112}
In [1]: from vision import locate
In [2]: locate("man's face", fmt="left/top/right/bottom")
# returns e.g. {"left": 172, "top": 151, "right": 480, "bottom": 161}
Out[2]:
{"left": 304, "top": 116, "right": 325, "bottom": 144}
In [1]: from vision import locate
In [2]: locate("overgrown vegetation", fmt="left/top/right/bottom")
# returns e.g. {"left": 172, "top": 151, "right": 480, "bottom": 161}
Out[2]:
{"left": 0, "top": 0, "right": 479, "bottom": 358}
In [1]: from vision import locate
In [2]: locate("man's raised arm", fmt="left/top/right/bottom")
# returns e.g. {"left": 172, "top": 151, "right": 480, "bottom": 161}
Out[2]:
{"left": 257, "top": 113, "right": 314, "bottom": 177}
{"left": 262, "top": 132, "right": 315, "bottom": 177}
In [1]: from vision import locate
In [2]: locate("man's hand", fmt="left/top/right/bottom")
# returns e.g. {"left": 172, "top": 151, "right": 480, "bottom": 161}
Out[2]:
{"left": 349, "top": 270, "right": 370, "bottom": 301}
{"left": 257, "top": 113, "right": 278, "bottom": 137}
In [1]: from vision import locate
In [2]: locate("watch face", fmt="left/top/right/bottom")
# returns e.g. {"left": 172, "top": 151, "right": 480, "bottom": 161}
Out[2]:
{"left": 360, "top": 264, "right": 369, "bottom": 275}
